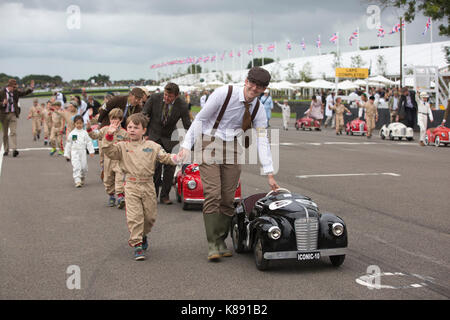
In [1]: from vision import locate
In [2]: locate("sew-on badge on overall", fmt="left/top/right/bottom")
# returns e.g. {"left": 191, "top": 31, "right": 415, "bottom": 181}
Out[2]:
{"left": 72, "top": 135, "right": 78, "bottom": 141}
{"left": 256, "top": 128, "right": 267, "bottom": 138}
{"left": 142, "top": 148, "right": 153, "bottom": 153}
{"left": 116, "top": 135, "right": 125, "bottom": 140}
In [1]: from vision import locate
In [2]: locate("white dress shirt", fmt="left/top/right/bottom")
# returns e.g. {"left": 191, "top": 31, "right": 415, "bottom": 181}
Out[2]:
{"left": 181, "top": 85, "right": 274, "bottom": 174}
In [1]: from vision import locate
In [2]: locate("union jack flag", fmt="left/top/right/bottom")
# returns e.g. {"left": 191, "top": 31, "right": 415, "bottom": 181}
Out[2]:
{"left": 349, "top": 35, "right": 355, "bottom": 46}
{"left": 211, "top": 55, "right": 216, "bottom": 62}
{"left": 229, "top": 51, "right": 233, "bottom": 58}
{"left": 301, "top": 39, "right": 306, "bottom": 50}
{"left": 389, "top": 21, "right": 405, "bottom": 34}
{"left": 267, "top": 43, "right": 275, "bottom": 52}
{"left": 377, "top": 26, "right": 386, "bottom": 38}
{"left": 329, "top": 33, "right": 338, "bottom": 44}
{"left": 316, "top": 36, "right": 321, "bottom": 48}
{"left": 237, "top": 51, "right": 241, "bottom": 57}
{"left": 422, "top": 17, "right": 431, "bottom": 35}
{"left": 247, "top": 48, "right": 253, "bottom": 55}
{"left": 286, "top": 41, "right": 292, "bottom": 50}
{"left": 203, "top": 56, "right": 210, "bottom": 63}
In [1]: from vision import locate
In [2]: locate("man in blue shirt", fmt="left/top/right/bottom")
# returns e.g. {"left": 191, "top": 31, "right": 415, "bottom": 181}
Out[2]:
{"left": 260, "top": 89, "right": 273, "bottom": 127}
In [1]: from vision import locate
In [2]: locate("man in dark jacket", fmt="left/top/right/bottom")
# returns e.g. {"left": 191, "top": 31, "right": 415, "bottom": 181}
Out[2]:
{"left": 86, "top": 95, "right": 101, "bottom": 117}
{"left": 0, "top": 79, "right": 34, "bottom": 157}
{"left": 142, "top": 82, "right": 192, "bottom": 204}
{"left": 98, "top": 87, "right": 144, "bottom": 128}
{"left": 399, "top": 87, "right": 417, "bottom": 128}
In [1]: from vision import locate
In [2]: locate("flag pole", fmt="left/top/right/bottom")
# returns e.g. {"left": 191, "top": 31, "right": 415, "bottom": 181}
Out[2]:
{"left": 430, "top": 19, "right": 433, "bottom": 66}
{"left": 357, "top": 27, "right": 360, "bottom": 51}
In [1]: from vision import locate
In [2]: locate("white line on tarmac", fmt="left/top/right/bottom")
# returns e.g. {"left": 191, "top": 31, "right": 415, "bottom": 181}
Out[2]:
{"left": 296, "top": 172, "right": 401, "bottom": 179}
{"left": 17, "top": 147, "right": 52, "bottom": 151}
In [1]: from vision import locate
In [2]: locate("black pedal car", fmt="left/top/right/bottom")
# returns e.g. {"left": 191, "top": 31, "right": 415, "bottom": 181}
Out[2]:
{"left": 231, "top": 188, "right": 348, "bottom": 271}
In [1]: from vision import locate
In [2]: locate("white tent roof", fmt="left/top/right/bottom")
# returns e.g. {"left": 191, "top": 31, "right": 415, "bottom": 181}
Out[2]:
{"left": 269, "top": 81, "right": 295, "bottom": 90}
{"left": 337, "top": 80, "right": 359, "bottom": 90}
{"left": 304, "top": 79, "right": 335, "bottom": 89}
{"left": 368, "top": 75, "right": 396, "bottom": 85}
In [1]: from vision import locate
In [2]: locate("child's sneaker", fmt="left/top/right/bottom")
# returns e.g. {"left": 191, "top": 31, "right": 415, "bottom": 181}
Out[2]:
{"left": 117, "top": 196, "right": 125, "bottom": 209}
{"left": 134, "top": 245, "right": 146, "bottom": 261}
{"left": 108, "top": 195, "right": 116, "bottom": 207}
{"left": 80, "top": 176, "right": 85, "bottom": 186}
{"left": 58, "top": 150, "right": 64, "bottom": 156}
{"left": 142, "top": 236, "right": 148, "bottom": 251}
{"left": 75, "top": 182, "right": 82, "bottom": 188}
{"left": 49, "top": 148, "right": 56, "bottom": 156}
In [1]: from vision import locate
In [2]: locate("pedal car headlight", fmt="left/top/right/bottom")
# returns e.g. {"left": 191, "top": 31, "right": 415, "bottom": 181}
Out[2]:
{"left": 268, "top": 226, "right": 282, "bottom": 240}
{"left": 187, "top": 180, "right": 197, "bottom": 190}
{"left": 332, "top": 223, "right": 344, "bottom": 237}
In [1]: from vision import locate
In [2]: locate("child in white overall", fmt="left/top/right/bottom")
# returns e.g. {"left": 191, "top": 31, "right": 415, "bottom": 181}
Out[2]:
{"left": 64, "top": 115, "right": 95, "bottom": 187}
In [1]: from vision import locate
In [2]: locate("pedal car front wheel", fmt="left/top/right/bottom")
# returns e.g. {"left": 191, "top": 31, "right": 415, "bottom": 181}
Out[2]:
{"left": 330, "top": 255, "right": 345, "bottom": 267}
{"left": 254, "top": 235, "right": 270, "bottom": 271}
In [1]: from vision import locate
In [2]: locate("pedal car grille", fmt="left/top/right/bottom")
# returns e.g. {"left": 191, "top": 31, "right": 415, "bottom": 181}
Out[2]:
{"left": 359, "top": 123, "right": 364, "bottom": 132}
{"left": 294, "top": 218, "right": 319, "bottom": 251}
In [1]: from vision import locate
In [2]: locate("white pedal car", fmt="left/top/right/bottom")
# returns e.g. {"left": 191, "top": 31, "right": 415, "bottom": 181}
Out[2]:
{"left": 380, "top": 122, "right": 414, "bottom": 141}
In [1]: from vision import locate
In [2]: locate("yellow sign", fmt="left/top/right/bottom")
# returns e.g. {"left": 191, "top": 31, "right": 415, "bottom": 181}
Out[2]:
{"left": 335, "top": 68, "right": 369, "bottom": 79}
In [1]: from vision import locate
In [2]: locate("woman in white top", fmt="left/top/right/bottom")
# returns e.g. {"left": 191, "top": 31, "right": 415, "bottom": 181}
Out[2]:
{"left": 415, "top": 89, "right": 434, "bottom": 146}
{"left": 305, "top": 95, "right": 324, "bottom": 121}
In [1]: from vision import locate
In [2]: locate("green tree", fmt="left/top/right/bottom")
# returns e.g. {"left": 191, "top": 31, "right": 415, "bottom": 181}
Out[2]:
{"left": 350, "top": 54, "right": 366, "bottom": 68}
{"left": 187, "top": 64, "right": 202, "bottom": 74}
{"left": 246, "top": 57, "right": 275, "bottom": 69}
{"left": 369, "top": 0, "right": 450, "bottom": 36}
{"left": 299, "top": 62, "right": 313, "bottom": 82}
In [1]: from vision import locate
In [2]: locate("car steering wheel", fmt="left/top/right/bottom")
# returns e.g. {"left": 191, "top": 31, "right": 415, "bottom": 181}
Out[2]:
{"left": 266, "top": 188, "right": 291, "bottom": 197}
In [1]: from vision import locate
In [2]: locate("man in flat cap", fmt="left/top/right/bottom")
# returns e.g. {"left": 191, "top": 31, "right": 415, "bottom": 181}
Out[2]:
{"left": 98, "top": 87, "right": 145, "bottom": 129}
{"left": 177, "top": 67, "right": 279, "bottom": 261}
{"left": 1, "top": 79, "right": 34, "bottom": 157}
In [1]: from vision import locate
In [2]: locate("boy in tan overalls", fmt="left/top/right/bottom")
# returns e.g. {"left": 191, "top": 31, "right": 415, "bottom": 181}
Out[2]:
{"left": 27, "top": 99, "right": 43, "bottom": 141}
{"left": 54, "top": 101, "right": 79, "bottom": 136}
{"left": 102, "top": 113, "right": 179, "bottom": 261}
{"left": 49, "top": 101, "right": 65, "bottom": 155}
{"left": 358, "top": 95, "right": 378, "bottom": 138}
{"left": 87, "top": 108, "right": 128, "bottom": 208}
{"left": 329, "top": 97, "right": 350, "bottom": 135}
{"left": 43, "top": 101, "right": 53, "bottom": 146}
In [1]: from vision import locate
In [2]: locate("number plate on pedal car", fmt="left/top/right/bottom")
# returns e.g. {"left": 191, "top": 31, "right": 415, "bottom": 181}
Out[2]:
{"left": 297, "top": 252, "right": 320, "bottom": 261}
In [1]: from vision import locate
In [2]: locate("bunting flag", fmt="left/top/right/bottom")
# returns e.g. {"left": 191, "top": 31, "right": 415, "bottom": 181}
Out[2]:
{"left": 286, "top": 41, "right": 292, "bottom": 50}
{"left": 377, "top": 26, "right": 386, "bottom": 38}
{"left": 329, "top": 33, "right": 338, "bottom": 44}
{"left": 389, "top": 21, "right": 405, "bottom": 34}
{"left": 267, "top": 43, "right": 275, "bottom": 52}
{"left": 422, "top": 17, "right": 431, "bottom": 35}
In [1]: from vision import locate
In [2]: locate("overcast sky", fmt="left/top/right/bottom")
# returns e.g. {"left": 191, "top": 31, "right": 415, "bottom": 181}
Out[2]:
{"left": 0, "top": 0, "right": 447, "bottom": 81}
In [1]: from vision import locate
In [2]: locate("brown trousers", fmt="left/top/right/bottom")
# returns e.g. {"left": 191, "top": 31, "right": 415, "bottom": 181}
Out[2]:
{"left": 31, "top": 117, "right": 42, "bottom": 137}
{"left": 103, "top": 157, "right": 124, "bottom": 195}
{"left": 125, "top": 180, "right": 157, "bottom": 247}
{"left": 49, "top": 126, "right": 62, "bottom": 149}
{"left": 199, "top": 137, "right": 242, "bottom": 217}
{"left": 1, "top": 112, "right": 18, "bottom": 151}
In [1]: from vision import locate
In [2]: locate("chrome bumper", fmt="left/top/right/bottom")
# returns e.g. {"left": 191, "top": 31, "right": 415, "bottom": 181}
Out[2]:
{"left": 263, "top": 248, "right": 347, "bottom": 260}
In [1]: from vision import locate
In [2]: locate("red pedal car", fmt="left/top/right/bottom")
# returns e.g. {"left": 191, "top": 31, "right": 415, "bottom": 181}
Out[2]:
{"left": 425, "top": 126, "right": 450, "bottom": 147}
{"left": 345, "top": 119, "right": 367, "bottom": 136}
{"left": 175, "top": 164, "right": 242, "bottom": 210}
{"left": 295, "top": 117, "right": 321, "bottom": 131}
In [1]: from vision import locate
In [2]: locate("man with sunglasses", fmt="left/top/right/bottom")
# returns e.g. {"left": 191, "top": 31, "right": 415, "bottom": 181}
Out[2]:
{"left": 177, "top": 67, "right": 279, "bottom": 261}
